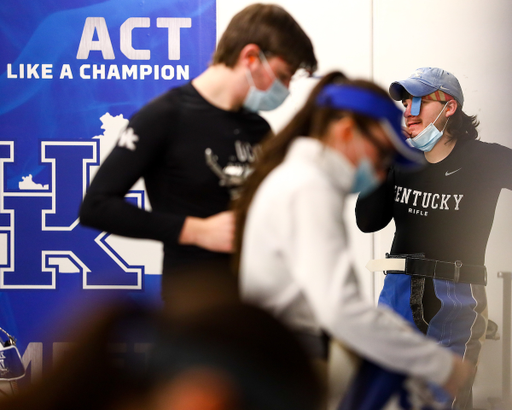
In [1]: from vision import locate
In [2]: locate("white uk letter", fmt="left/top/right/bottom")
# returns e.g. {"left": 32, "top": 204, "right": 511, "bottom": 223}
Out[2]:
{"left": 156, "top": 18, "right": 191, "bottom": 60}
{"left": 120, "top": 17, "right": 151, "bottom": 60}
{"left": 76, "top": 17, "right": 115, "bottom": 60}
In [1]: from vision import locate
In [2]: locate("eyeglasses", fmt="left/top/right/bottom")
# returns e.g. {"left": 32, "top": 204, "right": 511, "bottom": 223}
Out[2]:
{"left": 260, "top": 49, "right": 315, "bottom": 84}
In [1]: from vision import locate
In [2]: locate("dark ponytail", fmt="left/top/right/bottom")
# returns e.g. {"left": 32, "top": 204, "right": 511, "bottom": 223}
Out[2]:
{"left": 232, "top": 71, "right": 348, "bottom": 273}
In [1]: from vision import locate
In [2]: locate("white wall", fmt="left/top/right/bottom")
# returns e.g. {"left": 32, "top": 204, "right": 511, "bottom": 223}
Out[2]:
{"left": 217, "top": 0, "right": 512, "bottom": 407}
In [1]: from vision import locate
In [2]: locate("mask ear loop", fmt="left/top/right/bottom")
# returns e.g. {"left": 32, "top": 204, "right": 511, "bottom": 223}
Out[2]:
{"left": 259, "top": 52, "right": 277, "bottom": 82}
{"left": 433, "top": 102, "right": 450, "bottom": 131}
{"left": 246, "top": 52, "right": 275, "bottom": 87}
{"left": 245, "top": 68, "right": 255, "bottom": 87}
{"left": 245, "top": 54, "right": 259, "bottom": 87}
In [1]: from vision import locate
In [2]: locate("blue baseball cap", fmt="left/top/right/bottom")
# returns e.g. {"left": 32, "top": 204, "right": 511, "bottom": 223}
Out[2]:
{"left": 389, "top": 67, "right": 464, "bottom": 116}
{"left": 316, "top": 84, "right": 424, "bottom": 167}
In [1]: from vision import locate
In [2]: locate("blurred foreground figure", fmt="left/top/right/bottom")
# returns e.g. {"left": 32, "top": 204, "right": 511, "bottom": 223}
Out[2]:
{"left": 356, "top": 67, "right": 512, "bottom": 409}
{"left": 235, "top": 71, "right": 473, "bottom": 409}
{"left": 160, "top": 259, "right": 240, "bottom": 318}
{"left": 0, "top": 301, "right": 321, "bottom": 410}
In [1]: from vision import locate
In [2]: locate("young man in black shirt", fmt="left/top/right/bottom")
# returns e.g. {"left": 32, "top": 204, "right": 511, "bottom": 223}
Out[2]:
{"left": 356, "top": 67, "right": 512, "bottom": 409}
{"left": 79, "top": 4, "right": 317, "bottom": 276}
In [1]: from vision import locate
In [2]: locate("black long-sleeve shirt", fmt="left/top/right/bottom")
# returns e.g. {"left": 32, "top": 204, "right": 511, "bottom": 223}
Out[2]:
{"left": 356, "top": 139, "right": 512, "bottom": 265}
{"left": 80, "top": 82, "right": 270, "bottom": 272}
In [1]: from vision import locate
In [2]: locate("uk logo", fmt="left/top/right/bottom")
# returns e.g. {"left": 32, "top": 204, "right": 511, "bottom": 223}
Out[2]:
{"left": 0, "top": 113, "right": 161, "bottom": 290}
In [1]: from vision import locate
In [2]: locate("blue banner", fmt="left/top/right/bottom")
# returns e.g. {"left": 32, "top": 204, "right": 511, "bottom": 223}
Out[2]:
{"left": 0, "top": 0, "right": 216, "bottom": 384}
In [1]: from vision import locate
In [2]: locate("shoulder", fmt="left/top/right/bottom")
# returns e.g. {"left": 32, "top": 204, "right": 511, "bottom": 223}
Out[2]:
{"left": 462, "top": 139, "right": 512, "bottom": 167}
{"left": 131, "top": 85, "right": 186, "bottom": 120}
{"left": 460, "top": 139, "right": 512, "bottom": 156}
{"left": 459, "top": 139, "right": 512, "bottom": 178}
{"left": 127, "top": 84, "right": 196, "bottom": 133}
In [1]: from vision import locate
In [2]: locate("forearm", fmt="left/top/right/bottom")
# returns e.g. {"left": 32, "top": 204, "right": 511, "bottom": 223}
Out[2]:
{"left": 79, "top": 192, "right": 185, "bottom": 243}
{"left": 324, "top": 295, "right": 454, "bottom": 386}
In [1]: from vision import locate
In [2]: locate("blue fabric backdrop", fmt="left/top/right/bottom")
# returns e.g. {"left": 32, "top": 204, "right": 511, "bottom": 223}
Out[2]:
{"left": 0, "top": 0, "right": 216, "bottom": 384}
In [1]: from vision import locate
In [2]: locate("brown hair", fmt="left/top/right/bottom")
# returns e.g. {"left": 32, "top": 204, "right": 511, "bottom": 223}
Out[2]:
{"left": 446, "top": 104, "right": 480, "bottom": 142}
{"left": 232, "top": 72, "right": 391, "bottom": 273}
{"left": 213, "top": 4, "right": 317, "bottom": 73}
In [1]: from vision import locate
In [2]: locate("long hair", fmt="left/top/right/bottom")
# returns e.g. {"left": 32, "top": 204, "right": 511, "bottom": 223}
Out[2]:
{"left": 446, "top": 104, "right": 480, "bottom": 142}
{"left": 232, "top": 72, "right": 391, "bottom": 273}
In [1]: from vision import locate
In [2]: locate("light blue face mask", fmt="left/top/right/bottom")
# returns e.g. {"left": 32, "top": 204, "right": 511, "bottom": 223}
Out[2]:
{"left": 351, "top": 158, "right": 380, "bottom": 197}
{"left": 243, "top": 53, "right": 290, "bottom": 112}
{"left": 407, "top": 103, "right": 449, "bottom": 152}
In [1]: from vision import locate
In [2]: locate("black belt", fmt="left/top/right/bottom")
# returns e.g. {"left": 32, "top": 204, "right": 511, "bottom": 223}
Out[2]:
{"left": 295, "top": 331, "right": 330, "bottom": 360}
{"left": 386, "top": 254, "right": 487, "bottom": 286}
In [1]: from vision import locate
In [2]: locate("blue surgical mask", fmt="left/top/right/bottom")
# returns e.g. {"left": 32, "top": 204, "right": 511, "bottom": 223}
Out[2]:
{"left": 351, "top": 158, "right": 380, "bottom": 197}
{"left": 243, "top": 54, "right": 290, "bottom": 112}
{"left": 407, "top": 103, "right": 449, "bottom": 152}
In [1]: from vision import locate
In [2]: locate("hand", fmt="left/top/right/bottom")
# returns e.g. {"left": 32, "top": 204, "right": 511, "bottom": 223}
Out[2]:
{"left": 179, "top": 211, "right": 235, "bottom": 253}
{"left": 442, "top": 355, "right": 475, "bottom": 398}
{"left": 402, "top": 126, "right": 412, "bottom": 139}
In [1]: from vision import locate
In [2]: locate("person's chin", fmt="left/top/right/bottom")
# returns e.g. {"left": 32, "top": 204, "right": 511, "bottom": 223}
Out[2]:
{"left": 407, "top": 129, "right": 422, "bottom": 138}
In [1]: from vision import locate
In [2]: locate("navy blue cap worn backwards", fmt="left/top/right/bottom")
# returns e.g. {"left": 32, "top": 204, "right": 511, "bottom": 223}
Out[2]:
{"left": 389, "top": 67, "right": 464, "bottom": 116}
{"left": 316, "top": 84, "right": 424, "bottom": 167}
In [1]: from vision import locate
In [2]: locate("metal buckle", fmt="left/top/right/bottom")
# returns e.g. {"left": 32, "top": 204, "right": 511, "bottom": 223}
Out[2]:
{"left": 454, "top": 260, "right": 463, "bottom": 283}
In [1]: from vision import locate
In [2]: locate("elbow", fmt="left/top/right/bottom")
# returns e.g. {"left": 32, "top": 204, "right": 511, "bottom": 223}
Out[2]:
{"left": 355, "top": 199, "right": 390, "bottom": 233}
{"left": 355, "top": 216, "right": 376, "bottom": 233}
{"left": 354, "top": 205, "right": 378, "bottom": 233}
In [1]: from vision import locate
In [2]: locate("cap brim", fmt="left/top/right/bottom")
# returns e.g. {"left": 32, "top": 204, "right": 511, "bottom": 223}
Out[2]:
{"left": 389, "top": 79, "right": 438, "bottom": 101}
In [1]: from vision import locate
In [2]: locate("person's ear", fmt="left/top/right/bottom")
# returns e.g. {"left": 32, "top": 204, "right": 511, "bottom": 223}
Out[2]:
{"left": 327, "top": 116, "right": 355, "bottom": 152}
{"left": 445, "top": 100, "right": 458, "bottom": 118}
{"left": 335, "top": 116, "right": 356, "bottom": 143}
{"left": 239, "top": 44, "right": 261, "bottom": 68}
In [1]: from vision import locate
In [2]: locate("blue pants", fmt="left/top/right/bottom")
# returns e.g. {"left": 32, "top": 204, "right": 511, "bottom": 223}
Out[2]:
{"left": 379, "top": 274, "right": 487, "bottom": 408}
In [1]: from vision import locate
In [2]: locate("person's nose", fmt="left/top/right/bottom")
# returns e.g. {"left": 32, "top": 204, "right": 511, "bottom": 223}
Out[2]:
{"left": 404, "top": 102, "right": 412, "bottom": 118}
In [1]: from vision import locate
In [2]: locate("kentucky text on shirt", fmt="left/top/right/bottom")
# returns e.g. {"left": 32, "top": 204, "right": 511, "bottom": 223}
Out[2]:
{"left": 395, "top": 185, "right": 464, "bottom": 212}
